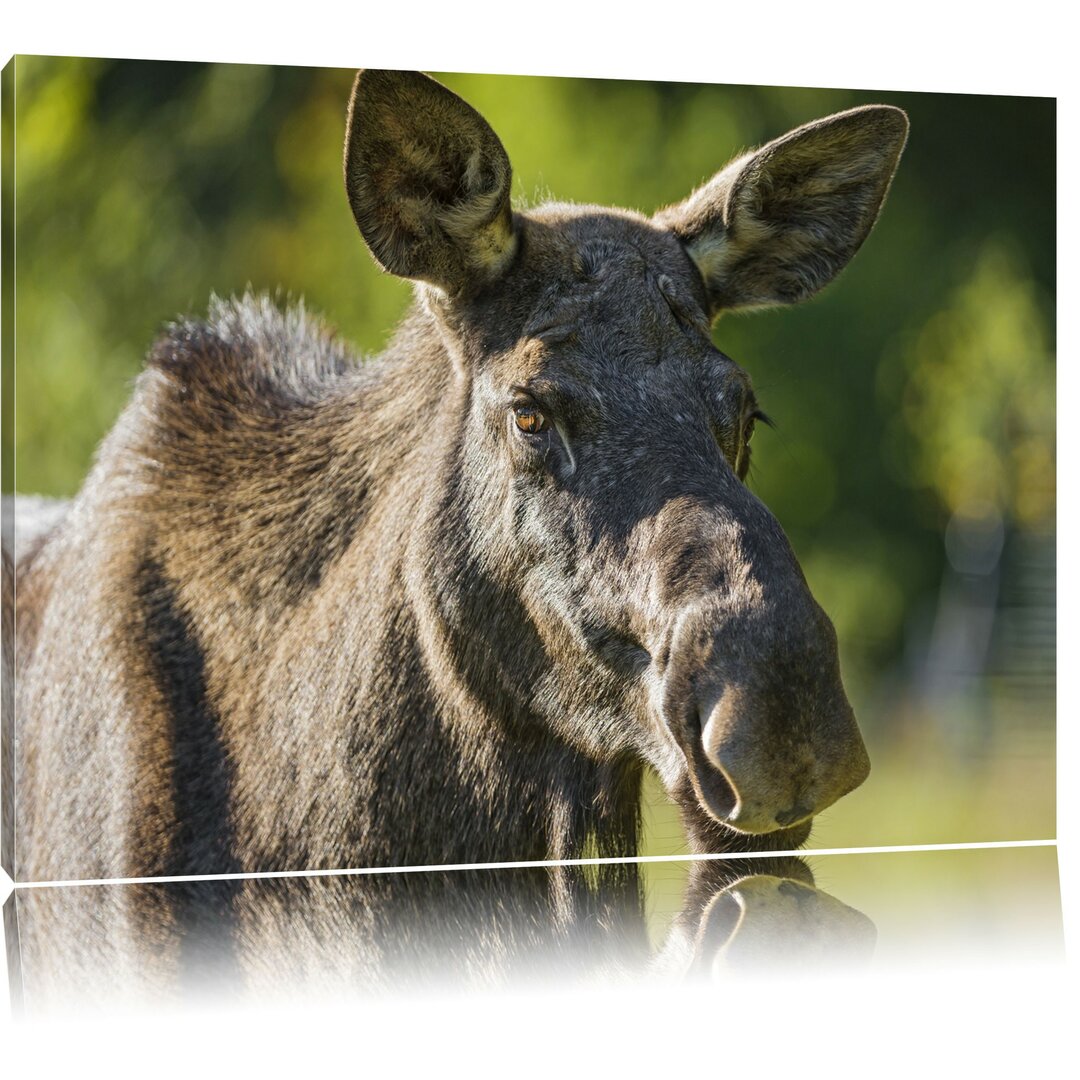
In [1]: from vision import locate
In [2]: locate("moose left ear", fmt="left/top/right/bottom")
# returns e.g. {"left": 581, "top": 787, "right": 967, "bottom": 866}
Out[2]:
{"left": 655, "top": 105, "right": 909, "bottom": 315}
{"left": 344, "top": 69, "right": 517, "bottom": 297}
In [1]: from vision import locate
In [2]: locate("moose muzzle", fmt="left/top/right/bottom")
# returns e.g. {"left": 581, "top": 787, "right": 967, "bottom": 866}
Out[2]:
{"left": 661, "top": 600, "right": 871, "bottom": 837}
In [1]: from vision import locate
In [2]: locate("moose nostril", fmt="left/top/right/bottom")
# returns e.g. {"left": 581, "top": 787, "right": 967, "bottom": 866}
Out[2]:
{"left": 774, "top": 803, "right": 813, "bottom": 828}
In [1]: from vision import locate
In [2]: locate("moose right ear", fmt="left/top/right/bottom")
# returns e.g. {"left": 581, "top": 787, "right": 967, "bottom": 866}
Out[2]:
{"left": 655, "top": 105, "right": 909, "bottom": 315}
{"left": 344, "top": 70, "right": 517, "bottom": 297}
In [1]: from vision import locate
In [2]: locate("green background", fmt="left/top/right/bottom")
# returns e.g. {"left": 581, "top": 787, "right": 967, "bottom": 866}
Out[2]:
{"left": 4, "top": 58, "right": 1056, "bottom": 850}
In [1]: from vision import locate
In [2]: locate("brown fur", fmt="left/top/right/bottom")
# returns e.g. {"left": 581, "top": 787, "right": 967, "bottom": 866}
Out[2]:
{"left": 3, "top": 72, "right": 907, "bottom": 881}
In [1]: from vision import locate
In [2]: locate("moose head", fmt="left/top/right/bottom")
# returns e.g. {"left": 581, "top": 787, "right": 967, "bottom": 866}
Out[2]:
{"left": 343, "top": 71, "right": 907, "bottom": 848}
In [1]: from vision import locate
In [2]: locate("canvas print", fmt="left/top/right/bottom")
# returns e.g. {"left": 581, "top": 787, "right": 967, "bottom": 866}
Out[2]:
{"left": 0, "top": 58, "right": 1055, "bottom": 882}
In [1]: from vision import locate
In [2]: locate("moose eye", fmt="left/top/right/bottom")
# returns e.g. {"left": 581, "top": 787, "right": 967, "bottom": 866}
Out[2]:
{"left": 735, "top": 408, "right": 770, "bottom": 482}
{"left": 514, "top": 406, "right": 548, "bottom": 434}
{"left": 744, "top": 407, "right": 771, "bottom": 446}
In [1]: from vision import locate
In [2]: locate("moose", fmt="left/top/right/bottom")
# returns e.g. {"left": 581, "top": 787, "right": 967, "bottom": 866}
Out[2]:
{"left": 2, "top": 70, "right": 908, "bottom": 882}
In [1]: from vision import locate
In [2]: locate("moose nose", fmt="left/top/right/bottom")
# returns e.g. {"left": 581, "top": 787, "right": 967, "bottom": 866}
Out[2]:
{"left": 695, "top": 682, "right": 872, "bottom": 833}
{"left": 697, "top": 685, "right": 871, "bottom": 836}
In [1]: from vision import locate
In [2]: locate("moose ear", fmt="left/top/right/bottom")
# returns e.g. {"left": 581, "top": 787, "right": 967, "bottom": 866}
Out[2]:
{"left": 344, "top": 69, "right": 517, "bottom": 296}
{"left": 655, "top": 105, "right": 908, "bottom": 315}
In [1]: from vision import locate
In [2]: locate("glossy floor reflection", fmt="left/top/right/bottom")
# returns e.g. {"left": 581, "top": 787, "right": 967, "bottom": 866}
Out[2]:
{"left": 3, "top": 845, "right": 1062, "bottom": 1015}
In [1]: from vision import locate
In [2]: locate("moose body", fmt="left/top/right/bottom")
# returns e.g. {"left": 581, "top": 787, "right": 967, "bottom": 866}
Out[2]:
{"left": 4, "top": 71, "right": 907, "bottom": 881}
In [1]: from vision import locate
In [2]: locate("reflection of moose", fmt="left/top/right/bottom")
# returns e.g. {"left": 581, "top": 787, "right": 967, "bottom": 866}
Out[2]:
{"left": 4, "top": 859, "right": 874, "bottom": 1011}
{"left": 2, "top": 71, "right": 907, "bottom": 881}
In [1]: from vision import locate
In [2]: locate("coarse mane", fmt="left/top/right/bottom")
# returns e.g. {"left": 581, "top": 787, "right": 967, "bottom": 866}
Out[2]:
{"left": 147, "top": 293, "right": 370, "bottom": 411}
{"left": 123, "top": 292, "right": 445, "bottom": 613}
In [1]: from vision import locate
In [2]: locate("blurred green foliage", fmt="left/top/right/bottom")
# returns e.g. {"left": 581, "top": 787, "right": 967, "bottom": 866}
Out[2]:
{"left": 4, "top": 58, "right": 1056, "bottom": 844}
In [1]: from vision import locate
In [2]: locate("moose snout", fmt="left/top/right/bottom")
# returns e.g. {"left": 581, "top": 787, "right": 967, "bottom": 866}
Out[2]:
{"left": 660, "top": 603, "right": 870, "bottom": 838}
{"left": 697, "top": 684, "right": 871, "bottom": 835}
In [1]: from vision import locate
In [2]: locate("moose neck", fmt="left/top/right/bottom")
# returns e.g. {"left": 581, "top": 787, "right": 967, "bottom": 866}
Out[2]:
{"left": 384, "top": 302, "right": 643, "bottom": 865}
{"left": 127, "top": 297, "right": 642, "bottom": 871}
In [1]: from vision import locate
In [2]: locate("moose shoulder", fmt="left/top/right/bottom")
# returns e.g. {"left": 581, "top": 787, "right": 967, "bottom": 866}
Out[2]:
{"left": 5, "top": 71, "right": 907, "bottom": 881}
